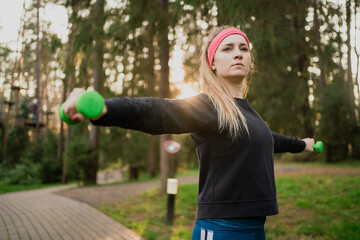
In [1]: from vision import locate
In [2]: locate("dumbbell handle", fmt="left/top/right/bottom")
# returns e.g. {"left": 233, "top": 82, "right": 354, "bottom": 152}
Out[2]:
{"left": 59, "top": 90, "right": 105, "bottom": 125}
{"left": 313, "top": 141, "right": 323, "bottom": 153}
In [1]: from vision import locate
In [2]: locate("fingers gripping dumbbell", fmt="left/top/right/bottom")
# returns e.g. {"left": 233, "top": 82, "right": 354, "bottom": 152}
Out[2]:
{"left": 59, "top": 90, "right": 105, "bottom": 125}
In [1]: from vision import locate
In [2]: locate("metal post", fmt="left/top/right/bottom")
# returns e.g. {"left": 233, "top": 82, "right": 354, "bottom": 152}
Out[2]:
{"left": 166, "top": 178, "right": 178, "bottom": 225}
{"left": 166, "top": 194, "right": 175, "bottom": 225}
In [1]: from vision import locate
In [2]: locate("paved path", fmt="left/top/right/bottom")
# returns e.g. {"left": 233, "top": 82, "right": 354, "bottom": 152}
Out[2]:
{"left": 0, "top": 185, "right": 142, "bottom": 240}
{"left": 58, "top": 164, "right": 360, "bottom": 206}
{"left": 58, "top": 175, "right": 199, "bottom": 206}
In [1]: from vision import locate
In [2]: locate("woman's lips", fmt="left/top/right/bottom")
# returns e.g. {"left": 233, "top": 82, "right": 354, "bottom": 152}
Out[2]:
{"left": 232, "top": 63, "right": 244, "bottom": 67}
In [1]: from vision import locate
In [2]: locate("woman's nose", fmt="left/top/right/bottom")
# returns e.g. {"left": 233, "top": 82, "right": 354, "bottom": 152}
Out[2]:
{"left": 233, "top": 48, "right": 243, "bottom": 59}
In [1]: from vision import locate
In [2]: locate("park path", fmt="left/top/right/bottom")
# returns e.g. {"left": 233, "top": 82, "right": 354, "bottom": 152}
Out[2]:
{"left": 0, "top": 185, "right": 142, "bottom": 240}
{"left": 58, "top": 175, "right": 199, "bottom": 206}
{"left": 58, "top": 164, "right": 360, "bottom": 206}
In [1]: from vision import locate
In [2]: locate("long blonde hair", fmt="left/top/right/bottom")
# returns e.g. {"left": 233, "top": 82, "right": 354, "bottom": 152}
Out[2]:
{"left": 200, "top": 26, "right": 254, "bottom": 140}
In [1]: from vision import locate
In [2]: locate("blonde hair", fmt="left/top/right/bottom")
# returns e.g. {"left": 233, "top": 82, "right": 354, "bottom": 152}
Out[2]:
{"left": 200, "top": 26, "right": 254, "bottom": 140}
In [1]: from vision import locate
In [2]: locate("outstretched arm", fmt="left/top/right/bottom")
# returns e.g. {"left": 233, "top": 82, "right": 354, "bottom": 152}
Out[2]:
{"left": 272, "top": 131, "right": 306, "bottom": 153}
{"left": 90, "top": 94, "right": 217, "bottom": 135}
{"left": 272, "top": 132, "right": 317, "bottom": 153}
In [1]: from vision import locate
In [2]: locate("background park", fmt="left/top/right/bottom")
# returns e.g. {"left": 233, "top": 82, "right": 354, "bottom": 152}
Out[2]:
{"left": 0, "top": 0, "right": 360, "bottom": 239}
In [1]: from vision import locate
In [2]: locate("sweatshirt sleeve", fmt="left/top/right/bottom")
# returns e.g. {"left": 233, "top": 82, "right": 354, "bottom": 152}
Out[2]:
{"left": 90, "top": 94, "right": 217, "bottom": 135}
{"left": 272, "top": 131, "right": 306, "bottom": 153}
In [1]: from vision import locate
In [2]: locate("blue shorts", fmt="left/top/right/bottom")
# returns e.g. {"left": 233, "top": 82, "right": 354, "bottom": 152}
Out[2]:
{"left": 192, "top": 217, "right": 266, "bottom": 240}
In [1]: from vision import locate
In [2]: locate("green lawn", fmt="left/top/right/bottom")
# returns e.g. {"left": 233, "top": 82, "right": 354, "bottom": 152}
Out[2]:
{"left": 0, "top": 182, "right": 63, "bottom": 194}
{"left": 267, "top": 175, "right": 360, "bottom": 240}
{"left": 98, "top": 173, "right": 360, "bottom": 240}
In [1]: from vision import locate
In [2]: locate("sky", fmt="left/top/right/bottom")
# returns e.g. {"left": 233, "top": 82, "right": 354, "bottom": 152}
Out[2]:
{"left": 0, "top": 0, "right": 68, "bottom": 49}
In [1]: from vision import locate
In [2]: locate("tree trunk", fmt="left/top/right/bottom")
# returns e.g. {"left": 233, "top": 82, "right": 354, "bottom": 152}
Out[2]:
{"left": 354, "top": 0, "right": 360, "bottom": 123}
{"left": 145, "top": 22, "right": 159, "bottom": 177}
{"left": 216, "top": 1, "right": 229, "bottom": 26}
{"left": 35, "top": 0, "right": 42, "bottom": 141}
{"left": 59, "top": 3, "right": 78, "bottom": 181}
{"left": 294, "top": 4, "right": 314, "bottom": 138}
{"left": 15, "top": 18, "right": 26, "bottom": 121}
{"left": 62, "top": 126, "right": 71, "bottom": 184}
{"left": 2, "top": 0, "right": 26, "bottom": 161}
{"left": 313, "top": 0, "right": 327, "bottom": 91}
{"left": 313, "top": 0, "right": 330, "bottom": 162}
{"left": 346, "top": 0, "right": 359, "bottom": 158}
{"left": 158, "top": 0, "right": 174, "bottom": 194}
{"left": 40, "top": 54, "right": 50, "bottom": 128}
{"left": 84, "top": 0, "right": 105, "bottom": 185}
{"left": 148, "top": 136, "right": 159, "bottom": 177}
{"left": 346, "top": 0, "right": 356, "bottom": 120}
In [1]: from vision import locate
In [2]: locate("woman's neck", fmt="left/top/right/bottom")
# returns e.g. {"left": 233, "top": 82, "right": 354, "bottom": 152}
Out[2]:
{"left": 222, "top": 79, "right": 244, "bottom": 99}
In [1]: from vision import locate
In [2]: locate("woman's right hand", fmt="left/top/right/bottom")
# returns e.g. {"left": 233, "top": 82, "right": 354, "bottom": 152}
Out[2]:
{"left": 63, "top": 88, "right": 86, "bottom": 123}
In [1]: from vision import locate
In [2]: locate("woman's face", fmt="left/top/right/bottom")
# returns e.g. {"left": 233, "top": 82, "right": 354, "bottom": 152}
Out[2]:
{"left": 212, "top": 34, "right": 251, "bottom": 83}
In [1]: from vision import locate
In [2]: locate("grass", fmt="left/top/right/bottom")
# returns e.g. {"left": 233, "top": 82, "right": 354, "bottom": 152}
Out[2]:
{"left": 0, "top": 182, "right": 63, "bottom": 194}
{"left": 98, "top": 184, "right": 198, "bottom": 240}
{"left": 98, "top": 171, "right": 360, "bottom": 240}
{"left": 267, "top": 175, "right": 360, "bottom": 240}
{"left": 275, "top": 158, "right": 360, "bottom": 168}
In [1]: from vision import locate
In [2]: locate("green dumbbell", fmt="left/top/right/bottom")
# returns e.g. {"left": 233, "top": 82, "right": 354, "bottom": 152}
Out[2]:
{"left": 313, "top": 141, "right": 323, "bottom": 153}
{"left": 59, "top": 90, "right": 105, "bottom": 125}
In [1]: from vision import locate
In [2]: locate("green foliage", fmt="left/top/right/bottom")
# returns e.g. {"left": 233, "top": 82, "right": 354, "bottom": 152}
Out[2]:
{"left": 100, "top": 127, "right": 124, "bottom": 167}
{"left": 66, "top": 127, "right": 91, "bottom": 181}
{"left": 3, "top": 128, "right": 30, "bottom": 166}
{"left": 319, "top": 76, "right": 356, "bottom": 161}
{"left": 21, "top": 130, "right": 62, "bottom": 184}
{"left": 0, "top": 182, "right": 62, "bottom": 194}
{"left": 37, "top": 130, "right": 62, "bottom": 183}
{"left": 1, "top": 159, "right": 40, "bottom": 185}
{"left": 0, "top": 129, "right": 61, "bottom": 185}
{"left": 122, "top": 130, "right": 150, "bottom": 168}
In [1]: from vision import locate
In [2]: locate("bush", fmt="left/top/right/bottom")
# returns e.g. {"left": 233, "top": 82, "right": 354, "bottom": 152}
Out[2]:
{"left": 37, "top": 130, "right": 62, "bottom": 183}
{"left": 1, "top": 128, "right": 30, "bottom": 167}
{"left": 4, "top": 160, "right": 40, "bottom": 185}
{"left": 66, "top": 133, "right": 91, "bottom": 182}
{"left": 1, "top": 129, "right": 62, "bottom": 185}
{"left": 0, "top": 162, "right": 8, "bottom": 183}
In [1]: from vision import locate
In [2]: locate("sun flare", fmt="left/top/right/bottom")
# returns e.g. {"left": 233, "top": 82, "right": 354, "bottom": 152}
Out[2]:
{"left": 175, "top": 83, "right": 199, "bottom": 99}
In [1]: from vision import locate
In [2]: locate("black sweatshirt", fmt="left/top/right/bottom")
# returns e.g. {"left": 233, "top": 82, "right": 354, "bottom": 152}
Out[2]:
{"left": 91, "top": 93, "right": 305, "bottom": 219}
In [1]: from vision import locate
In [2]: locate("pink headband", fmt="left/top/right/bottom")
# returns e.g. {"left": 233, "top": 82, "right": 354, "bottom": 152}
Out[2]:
{"left": 207, "top": 28, "right": 250, "bottom": 67}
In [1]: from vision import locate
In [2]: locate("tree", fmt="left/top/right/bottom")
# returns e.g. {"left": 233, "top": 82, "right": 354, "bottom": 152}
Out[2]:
{"left": 2, "top": 0, "right": 27, "bottom": 161}
{"left": 58, "top": 0, "right": 80, "bottom": 183}
{"left": 34, "top": 0, "right": 42, "bottom": 142}
{"left": 85, "top": 0, "right": 106, "bottom": 185}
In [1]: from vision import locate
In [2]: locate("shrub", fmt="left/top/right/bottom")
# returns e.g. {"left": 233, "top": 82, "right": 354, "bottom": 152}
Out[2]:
{"left": 4, "top": 159, "right": 40, "bottom": 185}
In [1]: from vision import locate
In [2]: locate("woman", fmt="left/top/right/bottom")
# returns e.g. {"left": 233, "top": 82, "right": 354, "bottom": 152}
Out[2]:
{"left": 64, "top": 26, "right": 315, "bottom": 240}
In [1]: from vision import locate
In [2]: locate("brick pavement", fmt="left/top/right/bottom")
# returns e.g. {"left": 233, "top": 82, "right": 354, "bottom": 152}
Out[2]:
{"left": 0, "top": 185, "right": 142, "bottom": 240}
{"left": 58, "top": 175, "right": 199, "bottom": 206}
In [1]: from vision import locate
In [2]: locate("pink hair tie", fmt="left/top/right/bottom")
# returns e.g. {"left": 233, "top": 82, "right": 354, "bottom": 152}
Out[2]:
{"left": 207, "top": 28, "right": 250, "bottom": 67}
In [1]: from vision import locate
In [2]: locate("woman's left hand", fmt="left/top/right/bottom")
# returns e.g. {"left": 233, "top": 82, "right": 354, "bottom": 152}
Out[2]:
{"left": 302, "top": 138, "right": 315, "bottom": 153}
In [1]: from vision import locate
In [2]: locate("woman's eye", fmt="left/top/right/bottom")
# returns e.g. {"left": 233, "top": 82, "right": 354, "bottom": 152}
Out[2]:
{"left": 223, "top": 47, "right": 231, "bottom": 51}
{"left": 241, "top": 48, "right": 248, "bottom": 51}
